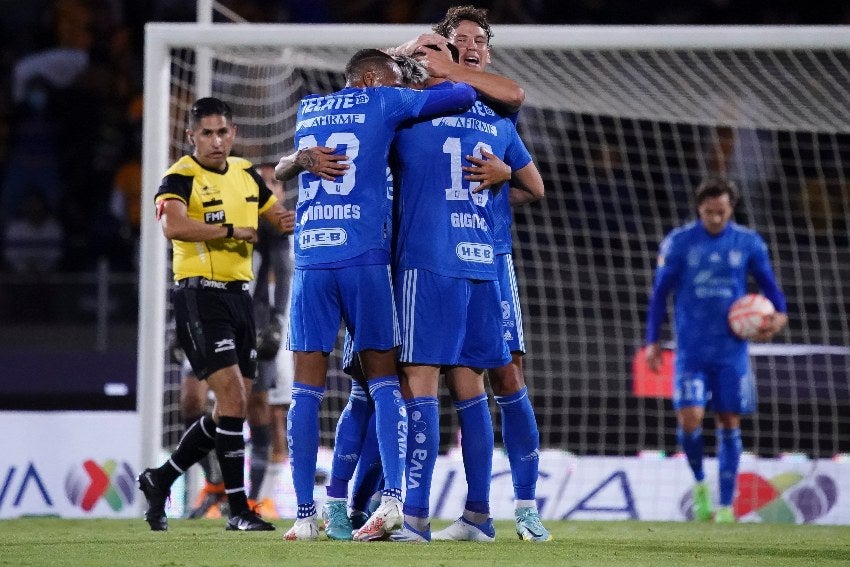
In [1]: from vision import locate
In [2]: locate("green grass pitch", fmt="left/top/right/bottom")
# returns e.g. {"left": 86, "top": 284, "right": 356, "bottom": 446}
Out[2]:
{"left": 2, "top": 518, "right": 848, "bottom": 566}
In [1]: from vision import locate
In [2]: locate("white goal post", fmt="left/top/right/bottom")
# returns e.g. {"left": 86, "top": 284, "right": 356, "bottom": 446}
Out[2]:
{"left": 140, "top": 23, "right": 850, "bottom": 474}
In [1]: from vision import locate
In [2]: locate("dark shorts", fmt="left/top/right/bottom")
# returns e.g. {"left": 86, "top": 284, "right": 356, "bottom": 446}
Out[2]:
{"left": 172, "top": 278, "right": 257, "bottom": 380}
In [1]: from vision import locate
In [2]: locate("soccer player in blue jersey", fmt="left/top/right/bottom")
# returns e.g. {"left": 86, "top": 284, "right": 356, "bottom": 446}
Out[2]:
{"left": 385, "top": 41, "right": 542, "bottom": 543}
{"left": 315, "top": 55, "right": 428, "bottom": 541}
{"left": 399, "top": 6, "right": 552, "bottom": 542}
{"left": 644, "top": 176, "right": 788, "bottom": 523}
{"left": 279, "top": 49, "right": 476, "bottom": 541}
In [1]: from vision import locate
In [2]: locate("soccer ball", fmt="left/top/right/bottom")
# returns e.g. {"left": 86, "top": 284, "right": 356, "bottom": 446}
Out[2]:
{"left": 728, "top": 294, "right": 775, "bottom": 339}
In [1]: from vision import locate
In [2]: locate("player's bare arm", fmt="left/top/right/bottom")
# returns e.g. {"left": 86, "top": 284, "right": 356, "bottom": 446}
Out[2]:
{"left": 417, "top": 51, "right": 524, "bottom": 113}
{"left": 465, "top": 149, "right": 511, "bottom": 192}
{"left": 508, "top": 161, "right": 545, "bottom": 205}
{"left": 274, "top": 146, "right": 349, "bottom": 181}
{"left": 644, "top": 342, "right": 662, "bottom": 372}
{"left": 261, "top": 202, "right": 296, "bottom": 235}
{"left": 158, "top": 198, "right": 257, "bottom": 242}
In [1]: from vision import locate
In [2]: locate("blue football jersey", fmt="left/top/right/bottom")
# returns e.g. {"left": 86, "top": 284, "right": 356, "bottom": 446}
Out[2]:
{"left": 492, "top": 111, "right": 521, "bottom": 256}
{"left": 491, "top": 179, "right": 514, "bottom": 255}
{"left": 393, "top": 84, "right": 533, "bottom": 279}
{"left": 649, "top": 220, "right": 783, "bottom": 362}
{"left": 293, "top": 85, "right": 468, "bottom": 267}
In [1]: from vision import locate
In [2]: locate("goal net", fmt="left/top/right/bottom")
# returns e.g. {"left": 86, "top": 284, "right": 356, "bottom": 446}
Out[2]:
{"left": 140, "top": 24, "right": 850, "bottom": 481}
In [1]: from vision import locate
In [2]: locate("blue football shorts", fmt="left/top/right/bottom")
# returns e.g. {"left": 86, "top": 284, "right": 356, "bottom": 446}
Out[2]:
{"left": 672, "top": 355, "right": 756, "bottom": 414}
{"left": 395, "top": 268, "right": 510, "bottom": 368}
{"left": 496, "top": 253, "right": 526, "bottom": 354}
{"left": 287, "top": 264, "right": 400, "bottom": 353}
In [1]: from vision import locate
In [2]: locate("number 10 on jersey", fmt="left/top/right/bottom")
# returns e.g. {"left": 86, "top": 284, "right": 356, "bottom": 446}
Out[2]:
{"left": 443, "top": 137, "right": 492, "bottom": 207}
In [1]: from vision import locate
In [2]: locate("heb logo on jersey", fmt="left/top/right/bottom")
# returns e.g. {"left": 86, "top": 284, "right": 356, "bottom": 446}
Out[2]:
{"left": 456, "top": 242, "right": 493, "bottom": 263}
{"left": 300, "top": 228, "right": 347, "bottom": 249}
{"left": 205, "top": 210, "right": 225, "bottom": 223}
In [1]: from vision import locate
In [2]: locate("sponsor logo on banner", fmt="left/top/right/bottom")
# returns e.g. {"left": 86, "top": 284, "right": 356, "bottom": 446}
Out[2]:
{"left": 65, "top": 460, "right": 136, "bottom": 512}
{"left": 0, "top": 463, "right": 53, "bottom": 511}
{"left": 678, "top": 471, "right": 839, "bottom": 523}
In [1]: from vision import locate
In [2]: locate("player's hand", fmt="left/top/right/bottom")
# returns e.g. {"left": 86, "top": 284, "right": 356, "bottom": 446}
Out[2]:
{"left": 297, "top": 147, "right": 349, "bottom": 181}
{"left": 645, "top": 343, "right": 662, "bottom": 373}
{"left": 277, "top": 208, "right": 296, "bottom": 235}
{"left": 232, "top": 226, "right": 258, "bottom": 243}
{"left": 397, "top": 33, "right": 448, "bottom": 56}
{"left": 415, "top": 46, "right": 457, "bottom": 78}
{"left": 751, "top": 311, "right": 789, "bottom": 342}
{"left": 465, "top": 150, "right": 511, "bottom": 192}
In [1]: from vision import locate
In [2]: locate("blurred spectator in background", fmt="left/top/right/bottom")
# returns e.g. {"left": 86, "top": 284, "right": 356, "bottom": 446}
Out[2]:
{"left": 2, "top": 190, "right": 64, "bottom": 273}
{"left": 108, "top": 94, "right": 144, "bottom": 268}
{"left": 9, "top": 0, "right": 91, "bottom": 104}
{"left": 0, "top": 189, "right": 64, "bottom": 321}
{"left": 0, "top": 77, "right": 64, "bottom": 225}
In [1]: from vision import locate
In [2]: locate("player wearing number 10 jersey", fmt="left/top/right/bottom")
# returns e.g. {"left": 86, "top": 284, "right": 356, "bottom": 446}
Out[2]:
{"left": 390, "top": 57, "right": 536, "bottom": 541}
{"left": 282, "top": 49, "right": 476, "bottom": 541}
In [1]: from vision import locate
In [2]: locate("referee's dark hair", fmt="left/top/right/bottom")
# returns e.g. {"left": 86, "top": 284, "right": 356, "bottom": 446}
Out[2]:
{"left": 696, "top": 176, "right": 739, "bottom": 208}
{"left": 188, "top": 97, "right": 233, "bottom": 128}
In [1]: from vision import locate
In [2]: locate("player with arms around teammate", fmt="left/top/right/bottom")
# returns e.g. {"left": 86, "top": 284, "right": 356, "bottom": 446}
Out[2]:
{"left": 138, "top": 97, "right": 295, "bottom": 532}
{"left": 399, "top": 5, "right": 552, "bottom": 542}
{"left": 279, "top": 49, "right": 476, "bottom": 541}
{"left": 644, "top": 176, "right": 788, "bottom": 523}
{"left": 387, "top": 41, "right": 537, "bottom": 543}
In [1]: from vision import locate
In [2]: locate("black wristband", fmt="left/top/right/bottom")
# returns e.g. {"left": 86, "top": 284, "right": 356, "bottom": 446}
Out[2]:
{"left": 224, "top": 224, "right": 234, "bottom": 238}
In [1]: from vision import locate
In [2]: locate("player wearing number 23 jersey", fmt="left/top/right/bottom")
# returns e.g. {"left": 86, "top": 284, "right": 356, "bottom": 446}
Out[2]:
{"left": 282, "top": 50, "right": 476, "bottom": 542}
{"left": 288, "top": 52, "right": 475, "bottom": 354}
{"left": 292, "top": 76, "right": 475, "bottom": 269}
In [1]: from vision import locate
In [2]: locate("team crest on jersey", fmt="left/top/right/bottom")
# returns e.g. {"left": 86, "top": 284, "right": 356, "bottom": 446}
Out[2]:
{"left": 709, "top": 252, "right": 721, "bottom": 263}
{"left": 501, "top": 300, "right": 511, "bottom": 320}
{"left": 687, "top": 250, "right": 701, "bottom": 267}
{"left": 729, "top": 249, "right": 743, "bottom": 267}
{"left": 205, "top": 210, "right": 226, "bottom": 223}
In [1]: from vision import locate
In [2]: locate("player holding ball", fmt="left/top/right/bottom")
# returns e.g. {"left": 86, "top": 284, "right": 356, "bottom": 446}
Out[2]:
{"left": 643, "top": 176, "right": 788, "bottom": 523}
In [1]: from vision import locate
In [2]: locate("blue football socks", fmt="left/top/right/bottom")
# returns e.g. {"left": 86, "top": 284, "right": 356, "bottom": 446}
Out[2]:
{"left": 677, "top": 426, "right": 705, "bottom": 482}
{"left": 289, "top": 381, "right": 324, "bottom": 512}
{"left": 494, "top": 387, "right": 540, "bottom": 501}
{"left": 717, "top": 427, "right": 742, "bottom": 506}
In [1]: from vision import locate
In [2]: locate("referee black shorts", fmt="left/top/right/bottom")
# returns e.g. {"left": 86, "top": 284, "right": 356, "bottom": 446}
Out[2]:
{"left": 172, "top": 277, "right": 257, "bottom": 380}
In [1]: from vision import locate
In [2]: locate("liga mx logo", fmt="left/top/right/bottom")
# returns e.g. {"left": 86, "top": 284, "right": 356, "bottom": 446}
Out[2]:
{"left": 679, "top": 471, "right": 837, "bottom": 523}
{"left": 65, "top": 460, "right": 136, "bottom": 512}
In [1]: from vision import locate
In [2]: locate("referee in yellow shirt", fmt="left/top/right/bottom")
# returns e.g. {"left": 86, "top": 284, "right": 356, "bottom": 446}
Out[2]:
{"left": 138, "top": 97, "right": 295, "bottom": 532}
